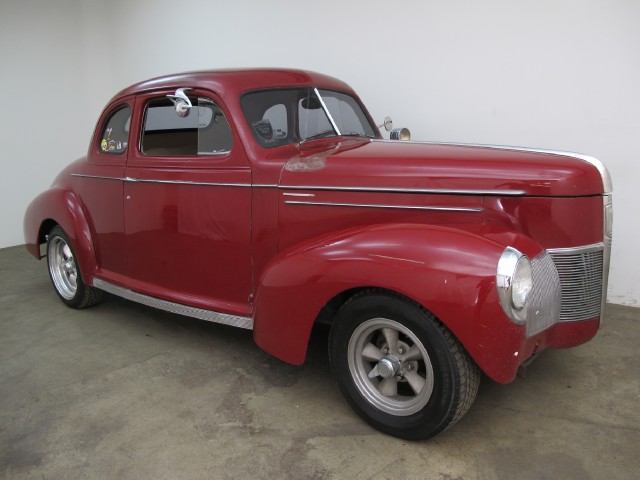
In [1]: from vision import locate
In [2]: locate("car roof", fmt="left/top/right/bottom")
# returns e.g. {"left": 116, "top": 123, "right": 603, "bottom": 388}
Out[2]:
{"left": 112, "top": 68, "right": 355, "bottom": 101}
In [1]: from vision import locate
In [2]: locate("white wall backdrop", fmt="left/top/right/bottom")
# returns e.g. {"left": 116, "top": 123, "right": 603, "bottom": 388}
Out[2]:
{"left": 1, "top": 0, "right": 638, "bottom": 306}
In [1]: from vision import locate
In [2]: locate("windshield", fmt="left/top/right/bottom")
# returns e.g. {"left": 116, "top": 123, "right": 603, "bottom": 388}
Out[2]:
{"left": 241, "top": 88, "right": 377, "bottom": 148}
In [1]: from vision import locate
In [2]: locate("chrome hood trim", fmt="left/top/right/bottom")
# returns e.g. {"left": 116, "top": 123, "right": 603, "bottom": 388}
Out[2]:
{"left": 374, "top": 140, "right": 613, "bottom": 194}
{"left": 279, "top": 184, "right": 525, "bottom": 196}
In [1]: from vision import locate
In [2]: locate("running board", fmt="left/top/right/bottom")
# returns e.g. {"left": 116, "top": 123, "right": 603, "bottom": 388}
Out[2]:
{"left": 93, "top": 278, "right": 253, "bottom": 330}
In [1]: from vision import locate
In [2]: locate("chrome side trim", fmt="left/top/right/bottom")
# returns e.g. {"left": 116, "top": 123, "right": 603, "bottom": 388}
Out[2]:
{"left": 374, "top": 140, "right": 613, "bottom": 193}
{"left": 70, "top": 174, "right": 276, "bottom": 189}
{"left": 71, "top": 173, "right": 123, "bottom": 181}
{"left": 71, "top": 173, "right": 524, "bottom": 196}
{"left": 284, "top": 200, "right": 482, "bottom": 212}
{"left": 93, "top": 278, "right": 253, "bottom": 330}
{"left": 282, "top": 192, "right": 315, "bottom": 197}
{"left": 279, "top": 184, "right": 525, "bottom": 196}
{"left": 129, "top": 178, "right": 252, "bottom": 188}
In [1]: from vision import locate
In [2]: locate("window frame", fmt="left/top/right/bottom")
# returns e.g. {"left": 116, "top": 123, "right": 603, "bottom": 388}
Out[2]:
{"left": 97, "top": 104, "right": 131, "bottom": 156}
{"left": 128, "top": 89, "right": 247, "bottom": 170}
{"left": 139, "top": 93, "right": 234, "bottom": 158}
{"left": 240, "top": 87, "right": 379, "bottom": 149}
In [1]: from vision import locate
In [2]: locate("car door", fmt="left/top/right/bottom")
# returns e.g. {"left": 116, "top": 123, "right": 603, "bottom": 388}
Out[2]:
{"left": 80, "top": 98, "right": 132, "bottom": 278}
{"left": 123, "top": 89, "right": 253, "bottom": 316}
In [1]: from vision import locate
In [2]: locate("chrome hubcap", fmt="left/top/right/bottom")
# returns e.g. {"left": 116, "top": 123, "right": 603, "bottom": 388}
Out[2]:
{"left": 348, "top": 318, "right": 434, "bottom": 416}
{"left": 368, "top": 355, "right": 401, "bottom": 379}
{"left": 48, "top": 236, "right": 78, "bottom": 300}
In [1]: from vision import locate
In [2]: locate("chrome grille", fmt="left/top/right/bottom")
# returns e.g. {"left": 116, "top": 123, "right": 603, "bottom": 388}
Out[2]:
{"left": 548, "top": 244, "right": 604, "bottom": 322}
{"left": 528, "top": 252, "right": 561, "bottom": 336}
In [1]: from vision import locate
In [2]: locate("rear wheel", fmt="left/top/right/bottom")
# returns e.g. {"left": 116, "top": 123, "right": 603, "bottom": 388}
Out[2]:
{"left": 329, "top": 292, "right": 479, "bottom": 440}
{"left": 47, "top": 226, "right": 102, "bottom": 308}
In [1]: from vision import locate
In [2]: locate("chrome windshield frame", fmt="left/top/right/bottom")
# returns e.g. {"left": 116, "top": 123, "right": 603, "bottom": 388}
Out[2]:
{"left": 313, "top": 87, "right": 341, "bottom": 136}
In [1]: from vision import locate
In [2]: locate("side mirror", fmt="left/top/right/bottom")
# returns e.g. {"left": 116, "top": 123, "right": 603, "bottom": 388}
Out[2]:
{"left": 378, "top": 116, "right": 393, "bottom": 132}
{"left": 167, "top": 88, "right": 193, "bottom": 118}
{"left": 379, "top": 116, "right": 411, "bottom": 140}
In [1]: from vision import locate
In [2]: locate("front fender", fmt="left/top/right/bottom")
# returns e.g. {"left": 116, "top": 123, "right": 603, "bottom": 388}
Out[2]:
{"left": 24, "top": 188, "right": 97, "bottom": 281}
{"left": 253, "top": 223, "right": 543, "bottom": 381}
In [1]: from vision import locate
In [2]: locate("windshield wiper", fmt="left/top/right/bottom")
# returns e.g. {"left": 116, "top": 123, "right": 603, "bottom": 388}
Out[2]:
{"left": 340, "top": 132, "right": 369, "bottom": 137}
{"left": 299, "top": 129, "right": 337, "bottom": 145}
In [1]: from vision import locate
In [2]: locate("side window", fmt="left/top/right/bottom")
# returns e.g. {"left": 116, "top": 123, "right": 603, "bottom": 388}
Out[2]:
{"left": 142, "top": 96, "right": 233, "bottom": 156}
{"left": 99, "top": 105, "right": 130, "bottom": 154}
{"left": 240, "top": 90, "right": 292, "bottom": 148}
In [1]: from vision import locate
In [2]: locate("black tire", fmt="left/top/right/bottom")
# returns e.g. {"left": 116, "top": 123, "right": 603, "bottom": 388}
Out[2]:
{"left": 46, "top": 225, "right": 102, "bottom": 309}
{"left": 329, "top": 292, "right": 480, "bottom": 440}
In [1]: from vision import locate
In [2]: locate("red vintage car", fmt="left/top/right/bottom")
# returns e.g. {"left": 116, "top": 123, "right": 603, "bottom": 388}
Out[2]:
{"left": 24, "top": 69, "right": 613, "bottom": 440}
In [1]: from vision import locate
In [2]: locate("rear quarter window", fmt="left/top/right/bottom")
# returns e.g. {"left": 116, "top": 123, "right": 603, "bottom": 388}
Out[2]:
{"left": 99, "top": 105, "right": 130, "bottom": 154}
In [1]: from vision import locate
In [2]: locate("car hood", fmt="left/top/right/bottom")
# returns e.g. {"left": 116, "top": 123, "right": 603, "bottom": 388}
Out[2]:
{"left": 279, "top": 139, "right": 609, "bottom": 197}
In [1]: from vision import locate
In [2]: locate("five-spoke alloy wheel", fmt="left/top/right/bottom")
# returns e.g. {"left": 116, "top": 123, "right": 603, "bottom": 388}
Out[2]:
{"left": 46, "top": 226, "right": 102, "bottom": 308}
{"left": 330, "top": 292, "right": 480, "bottom": 440}
{"left": 348, "top": 317, "right": 435, "bottom": 416}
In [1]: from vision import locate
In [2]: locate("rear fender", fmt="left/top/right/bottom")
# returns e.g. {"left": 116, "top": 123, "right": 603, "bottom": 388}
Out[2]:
{"left": 24, "top": 188, "right": 97, "bottom": 281}
{"left": 253, "top": 223, "right": 541, "bottom": 378}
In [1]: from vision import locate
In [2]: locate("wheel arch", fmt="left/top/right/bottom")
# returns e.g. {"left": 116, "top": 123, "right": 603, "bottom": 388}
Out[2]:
{"left": 24, "top": 188, "right": 97, "bottom": 281}
{"left": 316, "top": 286, "right": 424, "bottom": 328}
{"left": 252, "top": 222, "right": 527, "bottom": 380}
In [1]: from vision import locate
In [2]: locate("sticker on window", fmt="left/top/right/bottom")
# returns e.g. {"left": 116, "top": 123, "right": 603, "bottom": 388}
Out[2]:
{"left": 99, "top": 105, "right": 130, "bottom": 154}
{"left": 253, "top": 120, "right": 273, "bottom": 140}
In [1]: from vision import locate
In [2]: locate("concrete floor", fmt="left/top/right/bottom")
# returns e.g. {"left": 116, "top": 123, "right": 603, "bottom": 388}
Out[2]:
{"left": 1, "top": 245, "right": 638, "bottom": 480}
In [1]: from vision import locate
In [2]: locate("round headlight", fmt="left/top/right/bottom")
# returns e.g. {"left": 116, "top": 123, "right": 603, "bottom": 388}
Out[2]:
{"left": 511, "top": 256, "right": 532, "bottom": 310}
{"left": 497, "top": 247, "right": 533, "bottom": 324}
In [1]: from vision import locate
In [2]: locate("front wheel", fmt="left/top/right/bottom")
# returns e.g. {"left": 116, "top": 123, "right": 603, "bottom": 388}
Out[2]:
{"left": 46, "top": 226, "right": 102, "bottom": 309}
{"left": 329, "top": 293, "right": 480, "bottom": 440}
